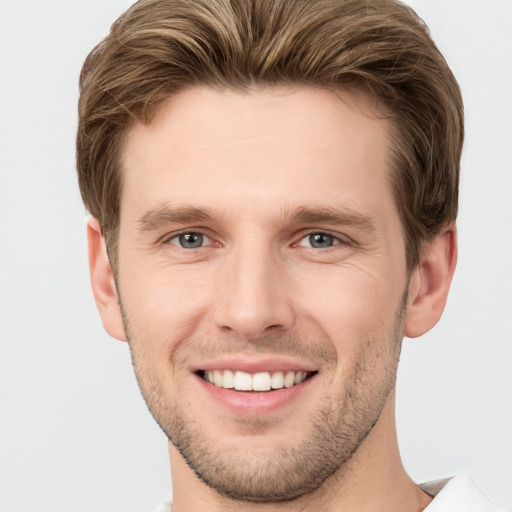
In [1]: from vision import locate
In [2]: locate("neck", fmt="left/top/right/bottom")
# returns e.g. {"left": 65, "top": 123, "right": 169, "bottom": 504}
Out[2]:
{"left": 168, "top": 393, "right": 432, "bottom": 512}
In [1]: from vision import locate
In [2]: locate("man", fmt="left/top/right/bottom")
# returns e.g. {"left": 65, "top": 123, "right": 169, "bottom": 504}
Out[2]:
{"left": 76, "top": 0, "right": 504, "bottom": 510}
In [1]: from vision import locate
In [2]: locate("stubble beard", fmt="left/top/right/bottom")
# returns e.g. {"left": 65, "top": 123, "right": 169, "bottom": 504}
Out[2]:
{"left": 122, "top": 291, "right": 407, "bottom": 503}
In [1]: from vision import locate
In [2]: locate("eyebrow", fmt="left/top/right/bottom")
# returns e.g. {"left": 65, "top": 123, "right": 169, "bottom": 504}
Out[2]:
{"left": 287, "top": 206, "right": 377, "bottom": 232}
{"left": 137, "top": 204, "right": 377, "bottom": 233}
{"left": 137, "top": 204, "right": 220, "bottom": 231}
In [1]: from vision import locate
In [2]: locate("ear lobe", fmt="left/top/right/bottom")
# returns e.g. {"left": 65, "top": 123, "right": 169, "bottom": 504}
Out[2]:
{"left": 87, "top": 218, "right": 127, "bottom": 341}
{"left": 404, "top": 226, "right": 458, "bottom": 338}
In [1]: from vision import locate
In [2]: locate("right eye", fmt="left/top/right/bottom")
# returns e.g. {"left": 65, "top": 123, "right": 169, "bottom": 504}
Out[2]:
{"left": 295, "top": 232, "right": 342, "bottom": 249}
{"left": 168, "top": 232, "right": 212, "bottom": 249}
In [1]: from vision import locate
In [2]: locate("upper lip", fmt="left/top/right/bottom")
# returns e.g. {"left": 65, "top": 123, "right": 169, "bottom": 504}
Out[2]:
{"left": 190, "top": 357, "right": 319, "bottom": 374}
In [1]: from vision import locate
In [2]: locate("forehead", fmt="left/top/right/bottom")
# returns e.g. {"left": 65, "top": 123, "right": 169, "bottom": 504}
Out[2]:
{"left": 120, "top": 86, "right": 395, "bottom": 225}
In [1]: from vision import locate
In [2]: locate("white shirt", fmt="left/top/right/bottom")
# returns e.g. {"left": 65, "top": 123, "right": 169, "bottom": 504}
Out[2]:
{"left": 153, "top": 475, "right": 507, "bottom": 512}
{"left": 421, "top": 475, "right": 507, "bottom": 512}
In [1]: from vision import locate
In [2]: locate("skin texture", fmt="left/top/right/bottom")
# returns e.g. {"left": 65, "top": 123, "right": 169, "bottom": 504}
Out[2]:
{"left": 88, "top": 86, "right": 457, "bottom": 511}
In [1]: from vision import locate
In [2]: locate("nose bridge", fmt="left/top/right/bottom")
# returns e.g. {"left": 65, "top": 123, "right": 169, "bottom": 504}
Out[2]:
{"left": 214, "top": 236, "right": 294, "bottom": 338}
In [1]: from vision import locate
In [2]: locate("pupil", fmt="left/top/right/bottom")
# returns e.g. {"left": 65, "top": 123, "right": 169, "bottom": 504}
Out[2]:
{"left": 179, "top": 233, "right": 203, "bottom": 248}
{"left": 310, "top": 233, "right": 333, "bottom": 248}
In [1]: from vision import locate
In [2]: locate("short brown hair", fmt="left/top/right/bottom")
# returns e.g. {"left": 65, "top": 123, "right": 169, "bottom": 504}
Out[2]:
{"left": 77, "top": 0, "right": 464, "bottom": 271}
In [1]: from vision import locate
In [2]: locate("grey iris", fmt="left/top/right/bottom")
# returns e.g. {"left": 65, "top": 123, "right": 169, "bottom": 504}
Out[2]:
{"left": 309, "top": 233, "right": 335, "bottom": 248}
{"left": 179, "top": 233, "right": 204, "bottom": 248}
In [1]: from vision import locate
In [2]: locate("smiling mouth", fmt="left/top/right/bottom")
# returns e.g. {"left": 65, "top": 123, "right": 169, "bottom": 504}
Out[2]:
{"left": 199, "top": 369, "right": 317, "bottom": 392}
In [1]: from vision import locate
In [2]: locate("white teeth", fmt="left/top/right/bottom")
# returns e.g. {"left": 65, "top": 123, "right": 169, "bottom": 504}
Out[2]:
{"left": 234, "top": 371, "right": 252, "bottom": 391}
{"left": 284, "top": 371, "right": 295, "bottom": 388}
{"left": 271, "top": 371, "right": 284, "bottom": 389}
{"left": 213, "top": 370, "right": 223, "bottom": 387}
{"left": 294, "top": 371, "right": 307, "bottom": 384}
{"left": 222, "top": 369, "right": 234, "bottom": 389}
{"left": 252, "top": 372, "right": 271, "bottom": 391}
{"left": 204, "top": 369, "right": 310, "bottom": 391}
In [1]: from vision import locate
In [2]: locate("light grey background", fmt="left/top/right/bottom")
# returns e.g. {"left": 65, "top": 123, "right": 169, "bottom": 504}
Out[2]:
{"left": 0, "top": 1, "right": 510, "bottom": 511}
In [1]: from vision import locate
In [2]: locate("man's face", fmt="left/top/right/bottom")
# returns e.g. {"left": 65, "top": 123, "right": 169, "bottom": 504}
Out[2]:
{"left": 116, "top": 86, "right": 410, "bottom": 501}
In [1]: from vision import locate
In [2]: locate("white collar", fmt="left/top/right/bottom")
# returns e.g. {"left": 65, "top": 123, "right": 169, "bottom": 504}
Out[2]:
{"left": 420, "top": 475, "right": 505, "bottom": 512}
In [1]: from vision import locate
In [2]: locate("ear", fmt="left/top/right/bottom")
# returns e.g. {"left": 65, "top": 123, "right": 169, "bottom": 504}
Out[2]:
{"left": 87, "top": 218, "right": 127, "bottom": 341}
{"left": 404, "top": 225, "right": 458, "bottom": 338}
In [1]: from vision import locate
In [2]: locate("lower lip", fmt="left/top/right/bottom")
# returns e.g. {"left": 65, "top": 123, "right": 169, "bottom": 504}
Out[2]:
{"left": 194, "top": 374, "right": 316, "bottom": 415}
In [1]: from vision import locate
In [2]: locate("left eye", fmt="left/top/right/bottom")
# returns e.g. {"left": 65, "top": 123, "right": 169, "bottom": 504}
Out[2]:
{"left": 297, "top": 232, "right": 340, "bottom": 249}
{"left": 168, "top": 232, "right": 211, "bottom": 249}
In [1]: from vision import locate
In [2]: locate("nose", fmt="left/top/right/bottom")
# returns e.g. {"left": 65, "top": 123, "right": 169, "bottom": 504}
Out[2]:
{"left": 213, "top": 242, "right": 295, "bottom": 339}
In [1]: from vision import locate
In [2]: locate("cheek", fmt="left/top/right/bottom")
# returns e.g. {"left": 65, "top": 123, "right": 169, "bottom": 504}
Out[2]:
{"left": 293, "top": 265, "right": 406, "bottom": 389}
{"left": 295, "top": 264, "right": 404, "bottom": 344}
{"left": 119, "top": 262, "right": 216, "bottom": 360}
